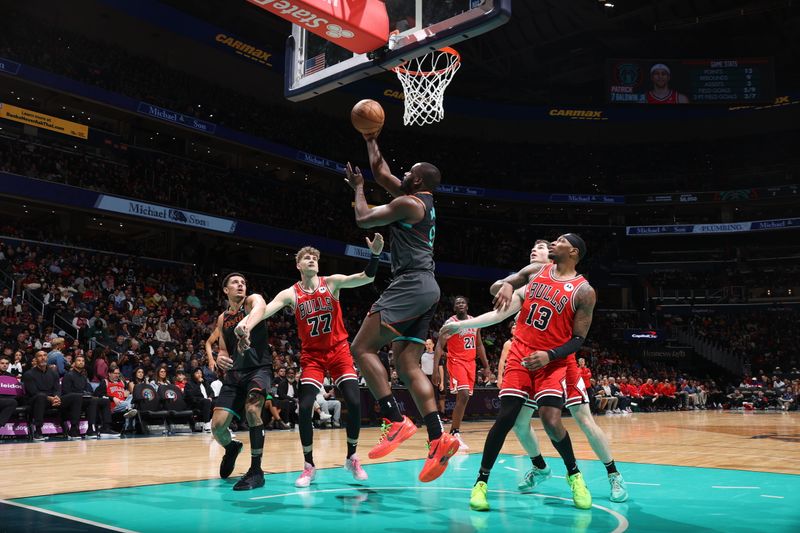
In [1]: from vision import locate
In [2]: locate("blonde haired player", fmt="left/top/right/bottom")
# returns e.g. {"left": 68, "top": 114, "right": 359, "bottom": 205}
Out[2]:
{"left": 235, "top": 235, "right": 384, "bottom": 488}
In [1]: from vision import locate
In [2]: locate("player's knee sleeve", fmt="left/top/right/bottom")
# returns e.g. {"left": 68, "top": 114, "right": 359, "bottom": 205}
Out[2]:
{"left": 299, "top": 384, "right": 319, "bottom": 413}
{"left": 495, "top": 396, "right": 525, "bottom": 433}
{"left": 338, "top": 380, "right": 360, "bottom": 410}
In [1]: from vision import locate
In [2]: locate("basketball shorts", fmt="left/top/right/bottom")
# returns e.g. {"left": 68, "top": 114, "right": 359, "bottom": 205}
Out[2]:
{"left": 369, "top": 270, "right": 440, "bottom": 344}
{"left": 447, "top": 358, "right": 476, "bottom": 395}
{"left": 299, "top": 340, "right": 358, "bottom": 390}
{"left": 498, "top": 341, "right": 567, "bottom": 409}
{"left": 563, "top": 356, "right": 590, "bottom": 408}
{"left": 215, "top": 366, "right": 273, "bottom": 419}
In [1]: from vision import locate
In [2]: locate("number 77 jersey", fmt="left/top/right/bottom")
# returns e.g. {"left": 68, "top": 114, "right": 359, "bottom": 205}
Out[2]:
{"left": 294, "top": 277, "right": 349, "bottom": 352}
{"left": 513, "top": 264, "right": 588, "bottom": 355}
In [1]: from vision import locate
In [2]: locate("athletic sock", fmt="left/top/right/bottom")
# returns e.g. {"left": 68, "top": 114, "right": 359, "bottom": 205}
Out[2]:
{"left": 224, "top": 440, "right": 240, "bottom": 453}
{"left": 551, "top": 432, "right": 579, "bottom": 477}
{"left": 476, "top": 468, "right": 490, "bottom": 485}
{"left": 378, "top": 395, "right": 403, "bottom": 422}
{"left": 249, "top": 424, "right": 265, "bottom": 470}
{"left": 604, "top": 460, "right": 618, "bottom": 475}
{"left": 303, "top": 445, "right": 314, "bottom": 467}
{"left": 423, "top": 412, "right": 443, "bottom": 441}
{"left": 531, "top": 454, "right": 547, "bottom": 470}
{"left": 346, "top": 439, "right": 358, "bottom": 459}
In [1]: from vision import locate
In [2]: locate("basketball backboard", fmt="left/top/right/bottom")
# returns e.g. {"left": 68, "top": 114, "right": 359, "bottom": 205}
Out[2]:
{"left": 284, "top": 0, "right": 511, "bottom": 101}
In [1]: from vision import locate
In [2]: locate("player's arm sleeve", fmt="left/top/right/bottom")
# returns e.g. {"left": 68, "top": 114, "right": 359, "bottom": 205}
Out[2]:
{"left": 547, "top": 285, "right": 596, "bottom": 361}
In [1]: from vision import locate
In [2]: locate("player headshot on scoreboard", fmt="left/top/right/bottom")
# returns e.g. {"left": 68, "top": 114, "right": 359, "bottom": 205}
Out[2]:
{"left": 646, "top": 63, "right": 689, "bottom": 104}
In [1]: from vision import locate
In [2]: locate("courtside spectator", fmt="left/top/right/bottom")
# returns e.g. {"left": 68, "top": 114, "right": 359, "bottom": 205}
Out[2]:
{"left": 22, "top": 350, "right": 61, "bottom": 441}
{"left": 185, "top": 367, "right": 214, "bottom": 432}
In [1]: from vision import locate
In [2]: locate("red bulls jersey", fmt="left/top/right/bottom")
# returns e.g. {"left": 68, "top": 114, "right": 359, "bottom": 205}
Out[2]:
{"left": 513, "top": 264, "right": 588, "bottom": 354}
{"left": 646, "top": 90, "right": 680, "bottom": 104}
{"left": 293, "top": 277, "right": 348, "bottom": 352}
{"left": 106, "top": 379, "right": 126, "bottom": 407}
{"left": 444, "top": 315, "right": 478, "bottom": 363}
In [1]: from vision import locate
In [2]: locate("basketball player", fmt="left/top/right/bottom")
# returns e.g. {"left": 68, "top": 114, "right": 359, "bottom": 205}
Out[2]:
{"left": 344, "top": 134, "right": 459, "bottom": 483}
{"left": 434, "top": 296, "right": 490, "bottom": 451}
{"left": 441, "top": 234, "right": 594, "bottom": 512}
{"left": 210, "top": 273, "right": 270, "bottom": 491}
{"left": 237, "top": 235, "right": 384, "bottom": 487}
{"left": 492, "top": 239, "right": 628, "bottom": 502}
{"left": 646, "top": 63, "right": 689, "bottom": 104}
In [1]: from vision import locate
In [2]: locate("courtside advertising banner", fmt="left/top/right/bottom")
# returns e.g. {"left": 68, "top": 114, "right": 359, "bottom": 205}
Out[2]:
{"left": 0, "top": 102, "right": 88, "bottom": 139}
{"left": 626, "top": 217, "right": 800, "bottom": 236}
{"left": 94, "top": 195, "right": 237, "bottom": 233}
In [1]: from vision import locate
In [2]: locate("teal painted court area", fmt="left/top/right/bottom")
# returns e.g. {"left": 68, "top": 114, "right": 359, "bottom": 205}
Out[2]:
{"left": 13, "top": 454, "right": 800, "bottom": 533}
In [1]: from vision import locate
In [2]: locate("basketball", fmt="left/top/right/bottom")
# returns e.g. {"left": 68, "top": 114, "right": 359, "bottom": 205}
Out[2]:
{"left": 351, "top": 99, "right": 385, "bottom": 134}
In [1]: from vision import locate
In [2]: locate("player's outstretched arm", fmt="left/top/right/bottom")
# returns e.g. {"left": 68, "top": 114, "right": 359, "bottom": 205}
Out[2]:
{"left": 491, "top": 263, "right": 546, "bottom": 310}
{"left": 364, "top": 137, "right": 403, "bottom": 197}
{"left": 234, "top": 292, "right": 286, "bottom": 351}
{"left": 345, "top": 164, "right": 424, "bottom": 229}
{"left": 440, "top": 289, "right": 524, "bottom": 337}
{"left": 327, "top": 233, "right": 384, "bottom": 292}
{"left": 251, "top": 289, "right": 295, "bottom": 325}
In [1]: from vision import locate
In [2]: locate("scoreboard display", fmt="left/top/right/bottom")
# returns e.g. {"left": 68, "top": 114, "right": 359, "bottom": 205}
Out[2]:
{"left": 607, "top": 58, "right": 775, "bottom": 104}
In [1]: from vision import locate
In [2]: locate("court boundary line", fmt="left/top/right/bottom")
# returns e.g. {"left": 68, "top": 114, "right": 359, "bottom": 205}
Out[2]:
{"left": 0, "top": 499, "right": 137, "bottom": 532}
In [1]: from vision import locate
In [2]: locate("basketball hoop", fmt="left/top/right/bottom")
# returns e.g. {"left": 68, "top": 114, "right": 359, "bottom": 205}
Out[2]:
{"left": 391, "top": 47, "right": 461, "bottom": 126}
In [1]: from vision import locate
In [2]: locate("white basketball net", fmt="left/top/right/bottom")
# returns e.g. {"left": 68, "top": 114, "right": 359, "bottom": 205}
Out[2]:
{"left": 392, "top": 47, "right": 461, "bottom": 126}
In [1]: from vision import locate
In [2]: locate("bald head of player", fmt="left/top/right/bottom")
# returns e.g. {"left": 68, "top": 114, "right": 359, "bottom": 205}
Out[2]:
{"left": 548, "top": 234, "right": 586, "bottom": 265}
{"left": 400, "top": 162, "right": 441, "bottom": 195}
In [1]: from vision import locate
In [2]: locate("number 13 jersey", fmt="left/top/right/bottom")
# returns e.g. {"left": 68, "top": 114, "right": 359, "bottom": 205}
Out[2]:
{"left": 513, "top": 264, "right": 588, "bottom": 356}
{"left": 294, "top": 277, "right": 349, "bottom": 352}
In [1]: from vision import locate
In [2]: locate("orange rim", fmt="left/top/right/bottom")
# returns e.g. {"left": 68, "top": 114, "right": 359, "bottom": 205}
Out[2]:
{"left": 391, "top": 47, "right": 461, "bottom": 77}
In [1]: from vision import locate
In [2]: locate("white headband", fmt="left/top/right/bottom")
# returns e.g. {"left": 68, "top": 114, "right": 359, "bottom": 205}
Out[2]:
{"left": 650, "top": 63, "right": 670, "bottom": 75}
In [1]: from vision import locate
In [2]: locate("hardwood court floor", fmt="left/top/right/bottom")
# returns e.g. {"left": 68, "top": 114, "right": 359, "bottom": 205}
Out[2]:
{"left": 2, "top": 410, "right": 798, "bottom": 500}
{"left": 2, "top": 411, "right": 799, "bottom": 533}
